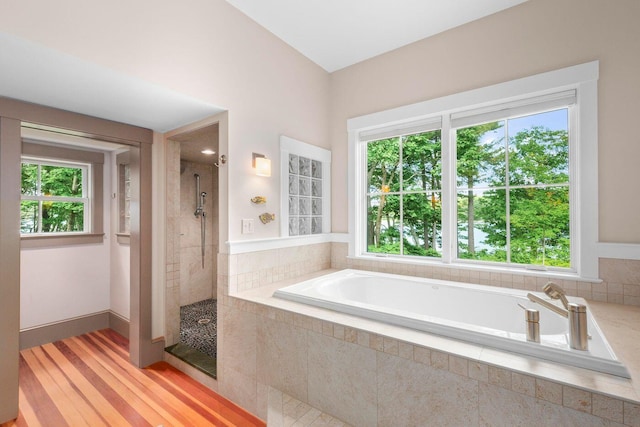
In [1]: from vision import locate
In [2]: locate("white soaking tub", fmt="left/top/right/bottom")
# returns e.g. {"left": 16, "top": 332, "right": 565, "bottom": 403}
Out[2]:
{"left": 273, "top": 269, "right": 629, "bottom": 378}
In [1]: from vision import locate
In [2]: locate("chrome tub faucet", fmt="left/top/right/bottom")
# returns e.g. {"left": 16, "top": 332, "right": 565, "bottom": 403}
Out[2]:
{"left": 526, "top": 282, "right": 589, "bottom": 351}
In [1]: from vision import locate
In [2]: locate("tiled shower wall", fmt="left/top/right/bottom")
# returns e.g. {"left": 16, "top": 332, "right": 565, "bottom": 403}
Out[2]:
{"left": 179, "top": 160, "right": 217, "bottom": 306}
{"left": 165, "top": 140, "right": 181, "bottom": 346}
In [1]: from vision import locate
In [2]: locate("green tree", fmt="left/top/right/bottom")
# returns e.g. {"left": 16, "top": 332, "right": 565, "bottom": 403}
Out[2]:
{"left": 402, "top": 131, "right": 442, "bottom": 254}
{"left": 20, "top": 163, "right": 84, "bottom": 233}
{"left": 479, "top": 126, "right": 570, "bottom": 266}
{"left": 456, "top": 122, "right": 502, "bottom": 255}
{"left": 367, "top": 138, "right": 400, "bottom": 248}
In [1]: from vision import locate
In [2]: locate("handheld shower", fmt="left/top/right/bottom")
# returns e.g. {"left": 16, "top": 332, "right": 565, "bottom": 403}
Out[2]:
{"left": 194, "top": 174, "right": 207, "bottom": 268}
{"left": 194, "top": 174, "right": 206, "bottom": 217}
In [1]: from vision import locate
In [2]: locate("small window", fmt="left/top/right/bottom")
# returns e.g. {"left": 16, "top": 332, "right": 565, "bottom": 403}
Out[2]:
{"left": 20, "top": 159, "right": 90, "bottom": 234}
{"left": 21, "top": 139, "right": 105, "bottom": 247}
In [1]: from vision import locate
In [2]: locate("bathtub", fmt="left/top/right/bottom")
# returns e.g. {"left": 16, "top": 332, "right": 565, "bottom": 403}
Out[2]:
{"left": 273, "top": 269, "right": 630, "bottom": 378}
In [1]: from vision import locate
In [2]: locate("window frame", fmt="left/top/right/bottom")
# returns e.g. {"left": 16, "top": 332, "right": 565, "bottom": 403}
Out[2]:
{"left": 116, "top": 149, "right": 131, "bottom": 244}
{"left": 21, "top": 140, "right": 105, "bottom": 247}
{"left": 348, "top": 61, "right": 599, "bottom": 280}
{"left": 20, "top": 157, "right": 91, "bottom": 233}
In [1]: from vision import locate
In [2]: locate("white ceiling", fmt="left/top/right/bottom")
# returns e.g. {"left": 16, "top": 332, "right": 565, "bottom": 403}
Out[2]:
{"left": 224, "top": 0, "right": 528, "bottom": 72}
{"left": 0, "top": 32, "right": 225, "bottom": 133}
{"left": 0, "top": 1, "right": 527, "bottom": 133}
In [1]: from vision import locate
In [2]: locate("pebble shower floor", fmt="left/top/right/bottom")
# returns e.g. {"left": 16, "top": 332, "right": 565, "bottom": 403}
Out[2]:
{"left": 180, "top": 298, "right": 217, "bottom": 359}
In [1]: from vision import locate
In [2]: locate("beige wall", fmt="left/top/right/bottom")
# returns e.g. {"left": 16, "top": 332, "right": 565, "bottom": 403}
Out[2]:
{"left": 0, "top": 0, "right": 331, "bottom": 242}
{"left": 329, "top": 0, "right": 640, "bottom": 243}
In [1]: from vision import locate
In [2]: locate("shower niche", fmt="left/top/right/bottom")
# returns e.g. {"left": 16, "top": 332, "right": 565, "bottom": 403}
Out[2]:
{"left": 165, "top": 124, "right": 219, "bottom": 377}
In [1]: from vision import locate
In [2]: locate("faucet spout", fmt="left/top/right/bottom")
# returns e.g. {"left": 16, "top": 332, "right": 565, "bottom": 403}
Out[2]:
{"left": 526, "top": 293, "right": 568, "bottom": 318}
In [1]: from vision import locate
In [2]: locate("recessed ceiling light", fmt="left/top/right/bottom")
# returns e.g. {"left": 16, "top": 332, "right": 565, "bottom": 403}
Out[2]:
{"left": 201, "top": 149, "right": 216, "bottom": 155}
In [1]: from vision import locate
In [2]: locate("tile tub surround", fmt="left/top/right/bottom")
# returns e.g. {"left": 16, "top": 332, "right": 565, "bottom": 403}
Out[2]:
{"left": 268, "top": 388, "right": 353, "bottom": 427}
{"left": 220, "top": 242, "right": 332, "bottom": 296}
{"left": 220, "top": 271, "right": 640, "bottom": 426}
{"left": 330, "top": 243, "right": 640, "bottom": 307}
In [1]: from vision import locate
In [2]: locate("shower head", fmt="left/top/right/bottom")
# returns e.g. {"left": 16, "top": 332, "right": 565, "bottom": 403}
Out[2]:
{"left": 543, "top": 282, "right": 569, "bottom": 309}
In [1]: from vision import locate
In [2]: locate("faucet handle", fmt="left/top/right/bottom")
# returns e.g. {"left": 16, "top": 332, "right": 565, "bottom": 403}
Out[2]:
{"left": 568, "top": 303, "right": 588, "bottom": 351}
{"left": 518, "top": 303, "right": 540, "bottom": 343}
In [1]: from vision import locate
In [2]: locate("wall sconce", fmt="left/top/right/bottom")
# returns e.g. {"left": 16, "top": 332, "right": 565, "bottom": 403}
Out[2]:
{"left": 252, "top": 152, "right": 271, "bottom": 177}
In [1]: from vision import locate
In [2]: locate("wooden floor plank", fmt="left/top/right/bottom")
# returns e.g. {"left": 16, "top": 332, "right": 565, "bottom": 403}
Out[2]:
{"left": 17, "top": 353, "right": 68, "bottom": 427}
{"left": 16, "top": 388, "right": 41, "bottom": 427}
{"left": 41, "top": 342, "right": 130, "bottom": 427}
{"left": 2, "top": 329, "right": 265, "bottom": 427}
{"left": 74, "top": 334, "right": 224, "bottom": 426}
{"left": 63, "top": 336, "right": 176, "bottom": 426}
{"left": 144, "top": 362, "right": 265, "bottom": 426}
{"left": 21, "top": 349, "right": 89, "bottom": 426}
{"left": 52, "top": 340, "right": 152, "bottom": 427}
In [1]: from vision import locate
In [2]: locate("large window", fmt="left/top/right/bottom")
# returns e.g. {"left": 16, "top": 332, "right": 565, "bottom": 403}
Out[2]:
{"left": 350, "top": 62, "right": 599, "bottom": 278}
{"left": 21, "top": 159, "right": 90, "bottom": 234}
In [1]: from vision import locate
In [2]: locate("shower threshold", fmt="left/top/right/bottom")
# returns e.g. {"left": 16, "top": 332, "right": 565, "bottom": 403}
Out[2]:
{"left": 165, "top": 342, "right": 217, "bottom": 378}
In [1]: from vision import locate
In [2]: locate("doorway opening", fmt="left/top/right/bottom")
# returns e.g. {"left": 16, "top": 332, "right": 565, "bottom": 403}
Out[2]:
{"left": 164, "top": 123, "right": 220, "bottom": 378}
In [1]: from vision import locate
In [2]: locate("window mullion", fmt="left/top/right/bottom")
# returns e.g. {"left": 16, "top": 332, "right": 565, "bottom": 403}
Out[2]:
{"left": 505, "top": 120, "right": 511, "bottom": 264}
{"left": 36, "top": 165, "right": 42, "bottom": 233}
{"left": 441, "top": 115, "right": 453, "bottom": 263}
{"left": 399, "top": 137, "right": 404, "bottom": 256}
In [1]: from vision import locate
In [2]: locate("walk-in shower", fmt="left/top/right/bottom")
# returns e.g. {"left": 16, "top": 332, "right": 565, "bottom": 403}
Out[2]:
{"left": 165, "top": 124, "right": 219, "bottom": 378}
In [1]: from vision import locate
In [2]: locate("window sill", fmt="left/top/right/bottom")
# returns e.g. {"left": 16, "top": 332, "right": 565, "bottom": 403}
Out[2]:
{"left": 116, "top": 233, "right": 130, "bottom": 245}
{"left": 348, "top": 253, "right": 602, "bottom": 284}
{"left": 21, "top": 233, "right": 104, "bottom": 249}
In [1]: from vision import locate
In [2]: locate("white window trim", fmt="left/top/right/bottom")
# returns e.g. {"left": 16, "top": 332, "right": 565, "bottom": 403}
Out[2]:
{"left": 348, "top": 61, "right": 599, "bottom": 280}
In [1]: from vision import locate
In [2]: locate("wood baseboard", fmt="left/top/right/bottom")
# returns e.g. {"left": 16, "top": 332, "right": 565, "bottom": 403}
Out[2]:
{"left": 108, "top": 311, "right": 130, "bottom": 339}
{"left": 19, "top": 311, "right": 130, "bottom": 350}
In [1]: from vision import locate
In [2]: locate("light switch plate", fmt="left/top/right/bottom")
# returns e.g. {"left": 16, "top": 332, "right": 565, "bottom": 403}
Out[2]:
{"left": 241, "top": 218, "right": 254, "bottom": 234}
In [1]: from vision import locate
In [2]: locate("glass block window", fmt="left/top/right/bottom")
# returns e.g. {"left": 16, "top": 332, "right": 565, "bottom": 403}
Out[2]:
{"left": 281, "top": 136, "right": 331, "bottom": 237}
{"left": 288, "top": 154, "right": 323, "bottom": 235}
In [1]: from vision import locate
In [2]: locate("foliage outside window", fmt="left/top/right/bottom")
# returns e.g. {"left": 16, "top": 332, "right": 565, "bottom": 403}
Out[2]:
{"left": 367, "top": 130, "right": 443, "bottom": 257}
{"left": 455, "top": 109, "right": 569, "bottom": 267}
{"left": 21, "top": 159, "right": 90, "bottom": 234}
{"left": 366, "top": 107, "right": 571, "bottom": 270}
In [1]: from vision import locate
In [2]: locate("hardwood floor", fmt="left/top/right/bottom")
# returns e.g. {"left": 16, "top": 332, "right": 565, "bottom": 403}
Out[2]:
{"left": 0, "top": 329, "right": 265, "bottom": 427}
